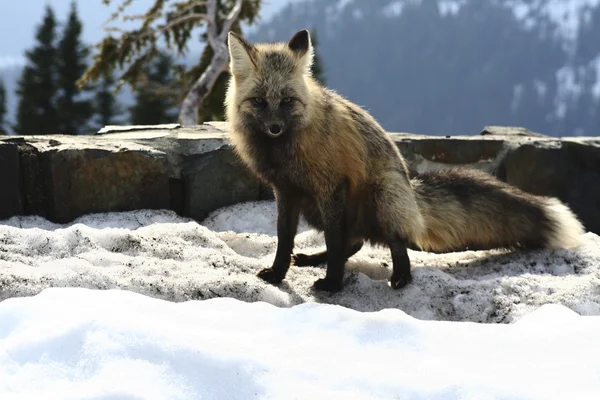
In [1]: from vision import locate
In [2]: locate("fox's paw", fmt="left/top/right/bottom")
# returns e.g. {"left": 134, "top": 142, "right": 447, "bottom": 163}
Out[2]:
{"left": 257, "top": 267, "right": 285, "bottom": 285}
{"left": 291, "top": 253, "right": 311, "bottom": 266}
{"left": 312, "top": 277, "right": 343, "bottom": 293}
{"left": 390, "top": 271, "right": 412, "bottom": 290}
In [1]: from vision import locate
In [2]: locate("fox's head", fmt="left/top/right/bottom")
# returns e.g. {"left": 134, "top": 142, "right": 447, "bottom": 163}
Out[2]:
{"left": 225, "top": 29, "right": 315, "bottom": 138}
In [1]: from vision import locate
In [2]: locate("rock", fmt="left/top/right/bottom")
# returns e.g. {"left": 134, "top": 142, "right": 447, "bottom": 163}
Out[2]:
{"left": 16, "top": 142, "right": 49, "bottom": 218}
{"left": 480, "top": 125, "right": 547, "bottom": 137}
{"left": 95, "top": 124, "right": 265, "bottom": 221}
{"left": 2, "top": 124, "right": 600, "bottom": 236}
{"left": 497, "top": 138, "right": 600, "bottom": 233}
{"left": 399, "top": 137, "right": 505, "bottom": 163}
{"left": 182, "top": 145, "right": 261, "bottom": 222}
{"left": 0, "top": 142, "right": 23, "bottom": 219}
{"left": 391, "top": 134, "right": 507, "bottom": 176}
{"left": 26, "top": 137, "right": 171, "bottom": 223}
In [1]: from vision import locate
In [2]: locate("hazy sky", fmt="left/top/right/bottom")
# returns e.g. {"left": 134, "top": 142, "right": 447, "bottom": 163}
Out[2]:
{"left": 0, "top": 0, "right": 292, "bottom": 68}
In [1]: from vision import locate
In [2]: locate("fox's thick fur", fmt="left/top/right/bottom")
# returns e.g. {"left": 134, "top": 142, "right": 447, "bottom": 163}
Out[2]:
{"left": 224, "top": 29, "right": 585, "bottom": 292}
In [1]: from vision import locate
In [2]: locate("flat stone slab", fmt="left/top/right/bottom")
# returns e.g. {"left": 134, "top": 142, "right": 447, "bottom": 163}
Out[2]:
{"left": 499, "top": 139, "right": 600, "bottom": 234}
{"left": 17, "top": 137, "right": 171, "bottom": 223}
{"left": 2, "top": 124, "right": 600, "bottom": 234}
{"left": 183, "top": 145, "right": 261, "bottom": 221}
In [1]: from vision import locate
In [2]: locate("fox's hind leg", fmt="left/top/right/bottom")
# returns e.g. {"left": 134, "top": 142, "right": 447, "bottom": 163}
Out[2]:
{"left": 311, "top": 181, "right": 352, "bottom": 293}
{"left": 388, "top": 235, "right": 412, "bottom": 289}
{"left": 374, "top": 171, "right": 425, "bottom": 290}
{"left": 292, "top": 240, "right": 364, "bottom": 266}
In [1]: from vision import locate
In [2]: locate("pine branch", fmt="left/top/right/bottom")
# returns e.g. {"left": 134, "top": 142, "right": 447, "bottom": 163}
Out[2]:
{"left": 78, "top": 0, "right": 257, "bottom": 126}
{"left": 102, "top": 0, "right": 135, "bottom": 28}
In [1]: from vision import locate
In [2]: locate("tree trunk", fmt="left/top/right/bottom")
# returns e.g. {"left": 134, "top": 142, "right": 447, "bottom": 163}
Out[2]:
{"left": 178, "top": 45, "right": 229, "bottom": 126}
{"left": 177, "top": 0, "right": 242, "bottom": 126}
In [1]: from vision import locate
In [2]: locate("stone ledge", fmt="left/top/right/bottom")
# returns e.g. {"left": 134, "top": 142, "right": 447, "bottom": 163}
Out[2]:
{"left": 2, "top": 123, "right": 599, "bottom": 234}
{"left": 0, "top": 142, "right": 22, "bottom": 219}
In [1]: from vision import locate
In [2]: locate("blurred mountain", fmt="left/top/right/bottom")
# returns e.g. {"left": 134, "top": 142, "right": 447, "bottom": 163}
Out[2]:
{"left": 249, "top": 0, "right": 600, "bottom": 136}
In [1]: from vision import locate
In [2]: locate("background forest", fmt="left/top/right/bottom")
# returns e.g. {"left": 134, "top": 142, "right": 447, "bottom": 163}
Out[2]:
{"left": 1, "top": 0, "right": 599, "bottom": 137}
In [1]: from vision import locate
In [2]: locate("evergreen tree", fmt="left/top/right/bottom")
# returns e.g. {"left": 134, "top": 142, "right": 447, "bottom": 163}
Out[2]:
{"left": 56, "top": 1, "right": 94, "bottom": 134}
{"left": 129, "top": 52, "right": 179, "bottom": 125}
{"left": 14, "top": 5, "right": 59, "bottom": 135}
{"left": 0, "top": 79, "right": 6, "bottom": 134}
{"left": 310, "top": 28, "right": 326, "bottom": 85}
{"left": 78, "top": 0, "right": 262, "bottom": 125}
{"left": 93, "top": 71, "right": 125, "bottom": 131}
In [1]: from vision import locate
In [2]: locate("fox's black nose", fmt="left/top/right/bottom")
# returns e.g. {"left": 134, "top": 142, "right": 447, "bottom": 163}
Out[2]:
{"left": 269, "top": 124, "right": 282, "bottom": 135}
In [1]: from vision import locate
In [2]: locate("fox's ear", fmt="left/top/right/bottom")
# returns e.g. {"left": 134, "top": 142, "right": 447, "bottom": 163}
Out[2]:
{"left": 228, "top": 31, "right": 256, "bottom": 78}
{"left": 287, "top": 29, "right": 314, "bottom": 74}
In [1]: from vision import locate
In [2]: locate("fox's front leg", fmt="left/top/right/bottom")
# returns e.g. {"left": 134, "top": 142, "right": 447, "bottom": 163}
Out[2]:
{"left": 257, "top": 189, "right": 300, "bottom": 284}
{"left": 313, "top": 182, "right": 348, "bottom": 293}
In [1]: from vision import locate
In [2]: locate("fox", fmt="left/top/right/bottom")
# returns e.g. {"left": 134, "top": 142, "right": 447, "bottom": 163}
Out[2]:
{"left": 224, "top": 29, "right": 585, "bottom": 293}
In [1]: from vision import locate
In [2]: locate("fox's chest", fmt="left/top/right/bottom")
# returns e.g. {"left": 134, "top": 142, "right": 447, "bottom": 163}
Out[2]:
{"left": 243, "top": 139, "right": 315, "bottom": 191}
{"left": 256, "top": 147, "right": 305, "bottom": 185}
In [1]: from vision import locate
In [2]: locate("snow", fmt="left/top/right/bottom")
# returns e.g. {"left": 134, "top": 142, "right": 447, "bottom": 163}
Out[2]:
{"left": 555, "top": 65, "right": 583, "bottom": 118}
{"left": 540, "top": 0, "right": 600, "bottom": 42}
{"left": 511, "top": 83, "right": 525, "bottom": 113}
{"left": 438, "top": 0, "right": 466, "bottom": 17}
{"left": 2, "top": 201, "right": 600, "bottom": 398}
{"left": 352, "top": 8, "right": 364, "bottom": 20}
{"left": 1, "top": 201, "right": 600, "bottom": 324}
{"left": 534, "top": 78, "right": 548, "bottom": 98}
{"left": 0, "top": 288, "right": 598, "bottom": 400}
{"left": 1, "top": 287, "right": 600, "bottom": 399}
{"left": 509, "top": 0, "right": 600, "bottom": 47}
{"left": 383, "top": 1, "right": 405, "bottom": 17}
{"left": 335, "top": 0, "right": 353, "bottom": 12}
{"left": 591, "top": 54, "right": 600, "bottom": 98}
{"left": 378, "top": 0, "right": 600, "bottom": 36}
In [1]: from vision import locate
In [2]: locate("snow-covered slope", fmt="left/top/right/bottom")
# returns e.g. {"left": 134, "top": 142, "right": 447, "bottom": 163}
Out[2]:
{"left": 377, "top": 0, "right": 600, "bottom": 114}
{"left": 1, "top": 201, "right": 599, "bottom": 323}
{"left": 508, "top": 0, "right": 600, "bottom": 44}
{"left": 310, "top": 0, "right": 600, "bottom": 40}
{"left": 1, "top": 287, "right": 599, "bottom": 399}
{"left": 253, "top": 0, "right": 600, "bottom": 136}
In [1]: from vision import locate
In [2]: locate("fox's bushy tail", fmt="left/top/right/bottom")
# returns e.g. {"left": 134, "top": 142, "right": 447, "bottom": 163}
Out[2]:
{"left": 410, "top": 168, "right": 585, "bottom": 253}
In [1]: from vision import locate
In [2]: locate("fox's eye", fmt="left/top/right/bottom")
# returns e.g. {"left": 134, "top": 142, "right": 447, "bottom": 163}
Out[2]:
{"left": 252, "top": 97, "right": 266, "bottom": 106}
{"left": 282, "top": 97, "right": 292, "bottom": 104}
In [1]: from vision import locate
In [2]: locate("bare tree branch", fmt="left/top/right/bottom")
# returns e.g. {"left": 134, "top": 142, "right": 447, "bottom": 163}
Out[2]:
{"left": 156, "top": 13, "right": 208, "bottom": 37}
{"left": 204, "top": 0, "right": 219, "bottom": 51}
{"left": 219, "top": 0, "right": 243, "bottom": 42}
{"left": 179, "top": 0, "right": 243, "bottom": 125}
{"left": 171, "top": 1, "right": 208, "bottom": 19}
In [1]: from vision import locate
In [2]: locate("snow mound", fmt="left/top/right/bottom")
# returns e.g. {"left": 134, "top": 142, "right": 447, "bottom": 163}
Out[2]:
{"left": 510, "top": 0, "right": 600, "bottom": 45}
{"left": 1, "top": 201, "right": 600, "bottom": 323}
{"left": 1, "top": 288, "right": 599, "bottom": 399}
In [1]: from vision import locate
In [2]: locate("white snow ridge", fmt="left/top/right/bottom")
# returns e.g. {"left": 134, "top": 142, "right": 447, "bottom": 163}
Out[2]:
{"left": 1, "top": 201, "right": 600, "bottom": 399}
